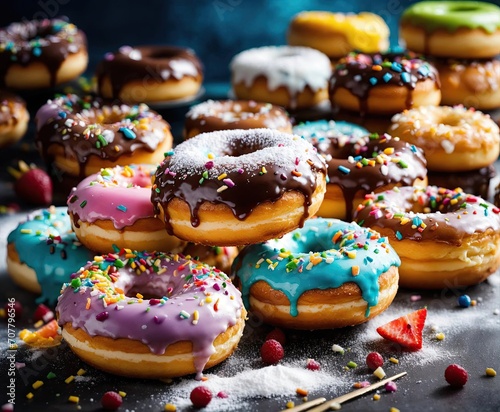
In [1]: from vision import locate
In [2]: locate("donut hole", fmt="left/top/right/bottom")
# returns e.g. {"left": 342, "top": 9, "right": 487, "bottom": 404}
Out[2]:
{"left": 441, "top": 114, "right": 462, "bottom": 127}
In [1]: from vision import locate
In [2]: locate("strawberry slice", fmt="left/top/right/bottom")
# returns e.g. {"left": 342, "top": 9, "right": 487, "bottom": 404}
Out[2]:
{"left": 9, "top": 160, "right": 53, "bottom": 206}
{"left": 376, "top": 308, "right": 427, "bottom": 351}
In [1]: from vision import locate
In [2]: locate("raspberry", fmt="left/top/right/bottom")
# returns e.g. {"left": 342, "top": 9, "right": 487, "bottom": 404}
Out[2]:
{"left": 366, "top": 352, "right": 384, "bottom": 371}
{"left": 33, "top": 304, "right": 54, "bottom": 323}
{"left": 101, "top": 391, "right": 123, "bottom": 410}
{"left": 190, "top": 386, "right": 213, "bottom": 408}
{"left": 265, "top": 328, "right": 286, "bottom": 345}
{"left": 445, "top": 364, "right": 468, "bottom": 387}
{"left": 261, "top": 339, "right": 284, "bottom": 365}
{"left": 306, "top": 358, "right": 321, "bottom": 371}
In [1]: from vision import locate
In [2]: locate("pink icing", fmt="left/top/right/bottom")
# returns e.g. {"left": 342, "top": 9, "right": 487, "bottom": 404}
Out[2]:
{"left": 67, "top": 164, "right": 156, "bottom": 230}
{"left": 56, "top": 251, "right": 244, "bottom": 379}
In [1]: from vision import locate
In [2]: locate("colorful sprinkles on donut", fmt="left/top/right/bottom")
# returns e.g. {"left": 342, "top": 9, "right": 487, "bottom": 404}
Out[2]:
{"left": 57, "top": 249, "right": 245, "bottom": 378}
{"left": 355, "top": 186, "right": 500, "bottom": 242}
{"left": 234, "top": 218, "right": 400, "bottom": 319}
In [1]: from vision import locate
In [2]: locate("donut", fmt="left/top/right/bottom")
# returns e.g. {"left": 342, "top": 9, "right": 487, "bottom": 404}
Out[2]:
{"left": 0, "top": 18, "right": 88, "bottom": 89}
{"left": 287, "top": 11, "right": 389, "bottom": 59}
{"left": 181, "top": 244, "right": 239, "bottom": 275}
{"left": 431, "top": 57, "right": 500, "bottom": 110}
{"left": 428, "top": 165, "right": 496, "bottom": 200}
{"left": 35, "top": 94, "right": 173, "bottom": 184}
{"left": 400, "top": 1, "right": 500, "bottom": 59}
{"left": 230, "top": 46, "right": 332, "bottom": 109}
{"left": 389, "top": 105, "right": 500, "bottom": 172}
{"left": 56, "top": 250, "right": 246, "bottom": 379}
{"left": 331, "top": 108, "right": 394, "bottom": 135}
{"left": 96, "top": 45, "right": 203, "bottom": 103}
{"left": 295, "top": 127, "right": 427, "bottom": 220}
{"left": 0, "top": 90, "right": 29, "bottom": 148}
{"left": 184, "top": 99, "right": 293, "bottom": 139}
{"left": 151, "top": 129, "right": 328, "bottom": 246}
{"left": 67, "top": 164, "right": 184, "bottom": 254}
{"left": 232, "top": 218, "right": 400, "bottom": 329}
{"left": 354, "top": 186, "right": 500, "bottom": 289}
{"left": 293, "top": 119, "right": 369, "bottom": 140}
{"left": 7, "top": 207, "right": 94, "bottom": 305}
{"left": 330, "top": 51, "right": 441, "bottom": 116}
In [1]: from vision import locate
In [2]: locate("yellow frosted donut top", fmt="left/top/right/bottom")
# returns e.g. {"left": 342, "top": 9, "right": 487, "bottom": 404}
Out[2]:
{"left": 292, "top": 11, "right": 389, "bottom": 53}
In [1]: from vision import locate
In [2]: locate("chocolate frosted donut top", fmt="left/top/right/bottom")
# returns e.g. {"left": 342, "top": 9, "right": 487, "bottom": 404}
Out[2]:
{"left": 0, "top": 18, "right": 87, "bottom": 87}
{"left": 96, "top": 45, "right": 203, "bottom": 99}
{"left": 354, "top": 186, "right": 500, "bottom": 246}
{"left": 330, "top": 51, "right": 440, "bottom": 115}
{"left": 311, "top": 132, "right": 427, "bottom": 221}
{"left": 0, "top": 90, "right": 26, "bottom": 125}
{"left": 152, "top": 128, "right": 327, "bottom": 231}
{"left": 184, "top": 99, "right": 292, "bottom": 137}
{"left": 35, "top": 94, "right": 170, "bottom": 178}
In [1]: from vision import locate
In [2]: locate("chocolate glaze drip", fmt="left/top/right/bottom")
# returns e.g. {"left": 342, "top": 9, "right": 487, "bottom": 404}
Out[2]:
{"left": 96, "top": 45, "right": 203, "bottom": 99}
{"left": 330, "top": 52, "right": 440, "bottom": 115}
{"left": 35, "top": 94, "right": 170, "bottom": 179}
{"left": 354, "top": 186, "right": 500, "bottom": 246}
{"left": 0, "top": 18, "right": 87, "bottom": 88}
{"left": 313, "top": 133, "right": 427, "bottom": 221}
{"left": 0, "top": 90, "right": 26, "bottom": 125}
{"left": 151, "top": 129, "right": 327, "bottom": 234}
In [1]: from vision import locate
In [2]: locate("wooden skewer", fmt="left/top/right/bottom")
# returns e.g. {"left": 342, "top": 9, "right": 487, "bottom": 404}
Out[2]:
{"left": 280, "top": 371, "right": 407, "bottom": 412}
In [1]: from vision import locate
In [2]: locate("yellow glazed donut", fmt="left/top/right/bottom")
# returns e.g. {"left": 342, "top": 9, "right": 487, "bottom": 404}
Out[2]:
{"left": 151, "top": 129, "right": 327, "bottom": 246}
{"left": 96, "top": 46, "right": 203, "bottom": 104}
{"left": 232, "top": 218, "right": 400, "bottom": 329}
{"left": 0, "top": 18, "right": 88, "bottom": 89}
{"left": 432, "top": 57, "right": 500, "bottom": 110}
{"left": 0, "top": 91, "right": 29, "bottom": 148}
{"left": 230, "top": 46, "right": 331, "bottom": 109}
{"left": 56, "top": 251, "right": 246, "bottom": 379}
{"left": 354, "top": 186, "right": 500, "bottom": 289}
{"left": 389, "top": 105, "right": 500, "bottom": 172}
{"left": 400, "top": 1, "right": 500, "bottom": 59}
{"left": 288, "top": 11, "right": 389, "bottom": 59}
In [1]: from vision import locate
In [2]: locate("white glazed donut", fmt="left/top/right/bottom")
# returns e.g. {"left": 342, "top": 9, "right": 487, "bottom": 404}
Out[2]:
{"left": 230, "top": 46, "right": 332, "bottom": 109}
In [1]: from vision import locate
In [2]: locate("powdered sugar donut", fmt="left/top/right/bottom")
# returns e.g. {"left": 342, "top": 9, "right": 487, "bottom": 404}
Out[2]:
{"left": 184, "top": 99, "right": 292, "bottom": 139}
{"left": 57, "top": 250, "right": 246, "bottom": 379}
{"left": 152, "top": 128, "right": 327, "bottom": 246}
{"left": 230, "top": 46, "right": 332, "bottom": 109}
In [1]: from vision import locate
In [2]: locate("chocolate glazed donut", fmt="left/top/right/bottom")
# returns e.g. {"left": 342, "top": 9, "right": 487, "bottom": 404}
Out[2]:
{"left": 329, "top": 51, "right": 441, "bottom": 115}
{"left": 96, "top": 45, "right": 203, "bottom": 103}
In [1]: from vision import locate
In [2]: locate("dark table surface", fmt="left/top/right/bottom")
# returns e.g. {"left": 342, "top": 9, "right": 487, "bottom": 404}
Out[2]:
{"left": 1, "top": 84, "right": 500, "bottom": 412}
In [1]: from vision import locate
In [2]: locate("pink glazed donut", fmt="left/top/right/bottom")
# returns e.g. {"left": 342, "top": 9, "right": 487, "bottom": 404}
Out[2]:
{"left": 56, "top": 250, "right": 246, "bottom": 379}
{"left": 67, "top": 164, "right": 185, "bottom": 254}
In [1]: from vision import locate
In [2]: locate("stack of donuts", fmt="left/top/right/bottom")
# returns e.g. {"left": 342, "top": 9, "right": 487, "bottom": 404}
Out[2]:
{"left": 4, "top": 2, "right": 500, "bottom": 385}
{"left": 391, "top": 1, "right": 500, "bottom": 197}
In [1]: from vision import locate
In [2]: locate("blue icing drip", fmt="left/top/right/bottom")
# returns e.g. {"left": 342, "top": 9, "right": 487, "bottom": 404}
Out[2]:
{"left": 234, "top": 218, "right": 400, "bottom": 319}
{"left": 7, "top": 207, "right": 94, "bottom": 305}
{"left": 293, "top": 120, "right": 369, "bottom": 141}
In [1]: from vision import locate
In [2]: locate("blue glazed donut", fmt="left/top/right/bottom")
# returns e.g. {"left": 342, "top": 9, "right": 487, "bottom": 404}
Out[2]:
{"left": 232, "top": 217, "right": 400, "bottom": 329}
{"left": 293, "top": 119, "right": 369, "bottom": 140}
{"left": 7, "top": 207, "right": 94, "bottom": 305}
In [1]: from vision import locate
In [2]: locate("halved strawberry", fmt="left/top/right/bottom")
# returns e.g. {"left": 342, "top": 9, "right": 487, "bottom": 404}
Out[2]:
{"left": 376, "top": 308, "right": 427, "bottom": 351}
{"left": 9, "top": 160, "right": 53, "bottom": 206}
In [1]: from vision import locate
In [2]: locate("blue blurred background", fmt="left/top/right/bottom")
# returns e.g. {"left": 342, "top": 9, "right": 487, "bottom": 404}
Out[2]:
{"left": 3, "top": 0, "right": 500, "bottom": 84}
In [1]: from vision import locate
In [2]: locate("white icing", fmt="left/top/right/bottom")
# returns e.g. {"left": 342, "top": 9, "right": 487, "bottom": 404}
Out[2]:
{"left": 230, "top": 46, "right": 331, "bottom": 95}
